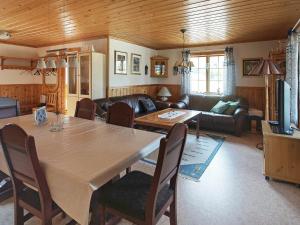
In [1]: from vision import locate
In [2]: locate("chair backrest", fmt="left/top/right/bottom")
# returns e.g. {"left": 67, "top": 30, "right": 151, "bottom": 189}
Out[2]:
{"left": 146, "top": 123, "right": 187, "bottom": 220}
{"left": 75, "top": 98, "right": 97, "bottom": 120}
{"left": 0, "top": 97, "right": 20, "bottom": 118}
{"left": 0, "top": 124, "right": 51, "bottom": 206}
{"left": 46, "top": 93, "right": 57, "bottom": 108}
{"left": 106, "top": 102, "right": 134, "bottom": 128}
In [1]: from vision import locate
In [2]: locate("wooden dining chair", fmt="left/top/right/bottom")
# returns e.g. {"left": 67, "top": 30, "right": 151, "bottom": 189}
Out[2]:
{"left": 46, "top": 93, "right": 57, "bottom": 112}
{"left": 106, "top": 101, "right": 135, "bottom": 173}
{"left": 97, "top": 123, "right": 188, "bottom": 225}
{"left": 75, "top": 98, "right": 97, "bottom": 120}
{"left": 106, "top": 102, "right": 134, "bottom": 128}
{"left": 0, "top": 124, "right": 63, "bottom": 225}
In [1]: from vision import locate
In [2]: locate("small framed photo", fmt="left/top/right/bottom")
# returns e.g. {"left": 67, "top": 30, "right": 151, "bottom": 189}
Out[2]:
{"left": 34, "top": 106, "right": 48, "bottom": 125}
{"left": 131, "top": 53, "right": 142, "bottom": 75}
{"left": 243, "top": 58, "right": 262, "bottom": 76}
{"left": 114, "top": 51, "right": 128, "bottom": 75}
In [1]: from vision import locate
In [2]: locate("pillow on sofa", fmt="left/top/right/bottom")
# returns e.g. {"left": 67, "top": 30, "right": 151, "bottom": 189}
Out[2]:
{"left": 210, "top": 100, "right": 230, "bottom": 114}
{"left": 224, "top": 101, "right": 240, "bottom": 115}
{"left": 140, "top": 99, "right": 157, "bottom": 113}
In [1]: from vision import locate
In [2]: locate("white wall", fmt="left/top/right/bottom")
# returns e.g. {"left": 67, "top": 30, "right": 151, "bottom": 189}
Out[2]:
{"left": 109, "top": 37, "right": 160, "bottom": 87}
{"left": 158, "top": 40, "right": 282, "bottom": 87}
{"left": 0, "top": 43, "right": 40, "bottom": 84}
{"left": 0, "top": 39, "right": 283, "bottom": 88}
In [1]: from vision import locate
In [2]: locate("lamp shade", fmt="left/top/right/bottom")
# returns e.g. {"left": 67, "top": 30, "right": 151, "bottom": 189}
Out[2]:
{"left": 57, "top": 58, "right": 68, "bottom": 68}
{"left": 47, "top": 58, "right": 57, "bottom": 69}
{"left": 157, "top": 87, "right": 172, "bottom": 97}
{"left": 36, "top": 58, "right": 47, "bottom": 69}
{"left": 248, "top": 59, "right": 282, "bottom": 75}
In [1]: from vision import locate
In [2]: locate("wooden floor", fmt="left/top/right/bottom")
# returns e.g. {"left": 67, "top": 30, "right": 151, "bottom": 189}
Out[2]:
{"left": 1, "top": 132, "right": 300, "bottom": 225}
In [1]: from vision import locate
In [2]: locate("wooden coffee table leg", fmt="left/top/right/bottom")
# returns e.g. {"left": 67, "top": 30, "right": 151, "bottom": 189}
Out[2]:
{"left": 196, "top": 115, "right": 200, "bottom": 139}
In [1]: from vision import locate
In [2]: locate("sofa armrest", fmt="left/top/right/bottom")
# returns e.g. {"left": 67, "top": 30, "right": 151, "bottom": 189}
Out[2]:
{"left": 170, "top": 102, "right": 187, "bottom": 109}
{"left": 170, "top": 94, "right": 189, "bottom": 109}
{"left": 233, "top": 107, "right": 248, "bottom": 119}
{"left": 233, "top": 108, "right": 248, "bottom": 136}
{"left": 154, "top": 101, "right": 171, "bottom": 110}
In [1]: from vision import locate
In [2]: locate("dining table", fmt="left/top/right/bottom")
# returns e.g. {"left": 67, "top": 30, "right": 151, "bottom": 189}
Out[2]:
{"left": 0, "top": 113, "right": 163, "bottom": 225}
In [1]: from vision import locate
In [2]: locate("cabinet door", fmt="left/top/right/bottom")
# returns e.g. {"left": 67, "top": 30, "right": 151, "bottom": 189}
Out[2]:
{"left": 67, "top": 96, "right": 78, "bottom": 116}
{"left": 79, "top": 54, "right": 91, "bottom": 97}
{"left": 67, "top": 55, "right": 78, "bottom": 96}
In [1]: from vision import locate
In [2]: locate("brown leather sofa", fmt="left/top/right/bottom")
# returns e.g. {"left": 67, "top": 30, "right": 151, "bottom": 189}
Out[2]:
{"left": 171, "top": 94, "right": 249, "bottom": 136}
{"left": 94, "top": 94, "right": 170, "bottom": 119}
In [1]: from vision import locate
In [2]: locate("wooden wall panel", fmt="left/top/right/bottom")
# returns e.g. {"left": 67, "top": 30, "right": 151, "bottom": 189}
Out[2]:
{"left": 108, "top": 84, "right": 181, "bottom": 102}
{"left": 236, "top": 86, "right": 265, "bottom": 112}
{"left": 0, "top": 84, "right": 43, "bottom": 114}
{"left": 0, "top": 79, "right": 65, "bottom": 115}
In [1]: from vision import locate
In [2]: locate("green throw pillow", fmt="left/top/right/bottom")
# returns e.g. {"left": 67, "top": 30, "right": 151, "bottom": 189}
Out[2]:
{"left": 210, "top": 101, "right": 230, "bottom": 114}
{"left": 224, "top": 101, "right": 240, "bottom": 115}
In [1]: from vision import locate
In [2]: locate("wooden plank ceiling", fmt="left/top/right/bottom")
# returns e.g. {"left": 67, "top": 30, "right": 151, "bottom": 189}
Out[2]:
{"left": 0, "top": 0, "right": 299, "bottom": 49}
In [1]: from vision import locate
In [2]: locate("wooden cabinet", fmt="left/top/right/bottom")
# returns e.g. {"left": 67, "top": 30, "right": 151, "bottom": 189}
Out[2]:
{"left": 262, "top": 121, "right": 300, "bottom": 184}
{"left": 150, "top": 56, "right": 169, "bottom": 78}
{"left": 67, "top": 52, "right": 106, "bottom": 116}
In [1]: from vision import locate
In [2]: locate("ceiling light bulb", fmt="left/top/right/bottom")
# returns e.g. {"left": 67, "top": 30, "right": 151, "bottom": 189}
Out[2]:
{"left": 36, "top": 58, "right": 47, "bottom": 69}
{"left": 0, "top": 31, "right": 12, "bottom": 40}
{"left": 57, "top": 58, "right": 68, "bottom": 68}
{"left": 47, "top": 58, "right": 57, "bottom": 69}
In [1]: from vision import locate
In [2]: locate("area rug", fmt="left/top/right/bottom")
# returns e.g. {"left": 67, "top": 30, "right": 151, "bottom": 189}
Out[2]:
{"left": 141, "top": 133, "right": 225, "bottom": 181}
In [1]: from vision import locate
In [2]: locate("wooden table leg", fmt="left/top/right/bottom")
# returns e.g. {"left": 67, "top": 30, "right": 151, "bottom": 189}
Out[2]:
{"left": 196, "top": 115, "right": 200, "bottom": 139}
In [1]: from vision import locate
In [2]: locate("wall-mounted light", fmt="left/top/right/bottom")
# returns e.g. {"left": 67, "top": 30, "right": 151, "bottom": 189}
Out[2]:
{"left": 0, "top": 31, "right": 11, "bottom": 40}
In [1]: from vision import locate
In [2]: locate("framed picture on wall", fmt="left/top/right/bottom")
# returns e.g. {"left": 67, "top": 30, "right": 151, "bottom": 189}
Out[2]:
{"left": 131, "top": 53, "right": 142, "bottom": 75}
{"left": 114, "top": 51, "right": 128, "bottom": 75}
{"left": 243, "top": 58, "right": 262, "bottom": 76}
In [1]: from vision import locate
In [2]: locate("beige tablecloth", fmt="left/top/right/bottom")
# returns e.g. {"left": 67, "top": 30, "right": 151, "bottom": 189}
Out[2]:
{"left": 0, "top": 114, "right": 162, "bottom": 225}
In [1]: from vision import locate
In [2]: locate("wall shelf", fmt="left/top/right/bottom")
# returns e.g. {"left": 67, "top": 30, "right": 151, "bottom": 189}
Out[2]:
{"left": 0, "top": 56, "right": 36, "bottom": 71}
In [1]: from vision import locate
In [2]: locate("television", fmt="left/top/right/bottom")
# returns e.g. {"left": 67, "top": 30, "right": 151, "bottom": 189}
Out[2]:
{"left": 271, "top": 79, "right": 293, "bottom": 135}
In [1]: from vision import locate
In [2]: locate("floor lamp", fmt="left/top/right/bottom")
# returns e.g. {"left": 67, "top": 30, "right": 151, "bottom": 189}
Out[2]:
{"left": 248, "top": 59, "right": 283, "bottom": 120}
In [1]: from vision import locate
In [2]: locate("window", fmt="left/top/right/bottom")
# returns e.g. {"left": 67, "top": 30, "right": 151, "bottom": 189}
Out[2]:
{"left": 190, "top": 54, "right": 224, "bottom": 94}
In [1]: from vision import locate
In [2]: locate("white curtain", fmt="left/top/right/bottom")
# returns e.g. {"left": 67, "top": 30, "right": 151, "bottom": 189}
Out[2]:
{"left": 286, "top": 31, "right": 299, "bottom": 124}
{"left": 181, "top": 72, "right": 190, "bottom": 95}
{"left": 223, "top": 47, "right": 236, "bottom": 95}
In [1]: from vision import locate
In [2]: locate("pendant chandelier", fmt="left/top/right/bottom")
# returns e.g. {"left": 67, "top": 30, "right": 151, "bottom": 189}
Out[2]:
{"left": 174, "top": 29, "right": 194, "bottom": 75}
{"left": 57, "top": 0, "right": 69, "bottom": 69}
{"left": 35, "top": 0, "right": 68, "bottom": 75}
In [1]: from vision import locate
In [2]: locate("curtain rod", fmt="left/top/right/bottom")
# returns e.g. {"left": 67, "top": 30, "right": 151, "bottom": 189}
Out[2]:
{"left": 190, "top": 49, "right": 224, "bottom": 53}
{"left": 292, "top": 18, "right": 300, "bottom": 32}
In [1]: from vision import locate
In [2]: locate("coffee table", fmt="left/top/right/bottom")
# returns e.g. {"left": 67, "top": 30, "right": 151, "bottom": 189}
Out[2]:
{"left": 135, "top": 108, "right": 201, "bottom": 138}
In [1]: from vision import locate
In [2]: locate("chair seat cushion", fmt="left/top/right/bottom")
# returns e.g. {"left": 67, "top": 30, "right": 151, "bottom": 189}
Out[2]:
{"left": 99, "top": 171, "right": 173, "bottom": 220}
